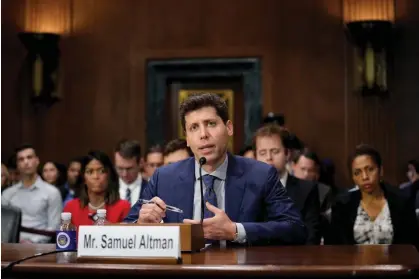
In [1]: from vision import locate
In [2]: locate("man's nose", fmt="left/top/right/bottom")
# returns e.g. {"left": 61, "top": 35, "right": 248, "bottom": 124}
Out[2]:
{"left": 199, "top": 126, "right": 209, "bottom": 139}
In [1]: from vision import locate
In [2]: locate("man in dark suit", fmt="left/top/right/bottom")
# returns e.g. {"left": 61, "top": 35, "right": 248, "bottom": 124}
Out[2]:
{"left": 254, "top": 125, "right": 321, "bottom": 244}
{"left": 163, "top": 138, "right": 193, "bottom": 165}
{"left": 291, "top": 148, "right": 332, "bottom": 213}
{"left": 114, "top": 139, "right": 148, "bottom": 206}
{"left": 124, "top": 93, "right": 306, "bottom": 245}
{"left": 401, "top": 179, "right": 419, "bottom": 224}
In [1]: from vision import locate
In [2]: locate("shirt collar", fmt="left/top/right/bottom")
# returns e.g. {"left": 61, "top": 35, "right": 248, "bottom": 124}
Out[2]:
{"left": 349, "top": 185, "right": 359, "bottom": 192}
{"left": 119, "top": 174, "right": 143, "bottom": 190}
{"left": 18, "top": 175, "right": 42, "bottom": 190}
{"left": 194, "top": 155, "right": 228, "bottom": 181}
{"left": 280, "top": 171, "right": 288, "bottom": 187}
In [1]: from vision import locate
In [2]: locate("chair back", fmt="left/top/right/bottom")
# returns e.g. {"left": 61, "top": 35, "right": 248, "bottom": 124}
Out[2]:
{"left": 1, "top": 205, "right": 22, "bottom": 243}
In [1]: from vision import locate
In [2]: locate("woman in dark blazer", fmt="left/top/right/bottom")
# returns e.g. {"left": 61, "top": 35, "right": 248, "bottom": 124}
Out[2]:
{"left": 325, "top": 144, "right": 419, "bottom": 249}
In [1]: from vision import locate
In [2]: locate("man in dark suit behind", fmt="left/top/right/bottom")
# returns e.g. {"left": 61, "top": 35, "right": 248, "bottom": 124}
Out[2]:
{"left": 114, "top": 139, "right": 148, "bottom": 206}
{"left": 254, "top": 125, "right": 321, "bottom": 244}
{"left": 124, "top": 93, "right": 307, "bottom": 245}
{"left": 401, "top": 179, "right": 419, "bottom": 224}
{"left": 291, "top": 148, "right": 333, "bottom": 213}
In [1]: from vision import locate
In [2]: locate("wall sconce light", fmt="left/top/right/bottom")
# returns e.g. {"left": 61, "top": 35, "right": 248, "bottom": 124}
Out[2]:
{"left": 18, "top": 0, "right": 70, "bottom": 106}
{"left": 343, "top": 0, "right": 395, "bottom": 97}
{"left": 19, "top": 32, "right": 61, "bottom": 106}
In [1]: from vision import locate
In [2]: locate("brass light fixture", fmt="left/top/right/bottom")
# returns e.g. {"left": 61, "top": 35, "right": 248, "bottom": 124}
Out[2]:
{"left": 19, "top": 32, "right": 61, "bottom": 105}
{"left": 343, "top": 0, "right": 395, "bottom": 96}
{"left": 19, "top": 0, "right": 69, "bottom": 106}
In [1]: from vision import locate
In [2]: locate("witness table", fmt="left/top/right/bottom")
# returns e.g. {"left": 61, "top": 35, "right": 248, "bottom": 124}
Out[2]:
{"left": 2, "top": 243, "right": 419, "bottom": 278}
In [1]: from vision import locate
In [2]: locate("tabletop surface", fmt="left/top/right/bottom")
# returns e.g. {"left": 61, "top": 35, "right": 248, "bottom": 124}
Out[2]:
{"left": 2, "top": 243, "right": 419, "bottom": 276}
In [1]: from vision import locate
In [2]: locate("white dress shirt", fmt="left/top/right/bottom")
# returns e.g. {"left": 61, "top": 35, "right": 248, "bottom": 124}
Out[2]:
{"left": 119, "top": 175, "right": 143, "bottom": 205}
{"left": 280, "top": 171, "right": 288, "bottom": 188}
{"left": 193, "top": 156, "right": 246, "bottom": 245}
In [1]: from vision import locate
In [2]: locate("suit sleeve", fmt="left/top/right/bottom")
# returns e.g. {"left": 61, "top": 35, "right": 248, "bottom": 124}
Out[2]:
{"left": 241, "top": 167, "right": 307, "bottom": 245}
{"left": 320, "top": 188, "right": 333, "bottom": 213}
{"left": 122, "top": 170, "right": 158, "bottom": 223}
{"left": 303, "top": 183, "right": 321, "bottom": 244}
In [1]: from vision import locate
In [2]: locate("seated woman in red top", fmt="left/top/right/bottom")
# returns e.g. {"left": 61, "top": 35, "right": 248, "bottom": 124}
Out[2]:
{"left": 63, "top": 150, "right": 131, "bottom": 226}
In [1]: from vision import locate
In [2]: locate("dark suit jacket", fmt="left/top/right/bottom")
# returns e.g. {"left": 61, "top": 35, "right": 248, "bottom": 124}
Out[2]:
{"left": 285, "top": 175, "right": 321, "bottom": 244}
{"left": 325, "top": 183, "right": 419, "bottom": 249}
{"left": 318, "top": 183, "right": 332, "bottom": 212}
{"left": 401, "top": 180, "right": 419, "bottom": 210}
{"left": 138, "top": 179, "right": 148, "bottom": 199}
{"left": 124, "top": 154, "right": 307, "bottom": 245}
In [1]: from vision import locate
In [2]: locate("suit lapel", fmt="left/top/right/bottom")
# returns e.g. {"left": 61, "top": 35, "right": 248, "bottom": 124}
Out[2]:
{"left": 225, "top": 154, "right": 246, "bottom": 222}
{"left": 176, "top": 158, "right": 196, "bottom": 221}
{"left": 285, "top": 175, "right": 298, "bottom": 200}
{"left": 139, "top": 179, "right": 148, "bottom": 199}
{"left": 347, "top": 190, "right": 361, "bottom": 243}
{"left": 382, "top": 184, "right": 402, "bottom": 235}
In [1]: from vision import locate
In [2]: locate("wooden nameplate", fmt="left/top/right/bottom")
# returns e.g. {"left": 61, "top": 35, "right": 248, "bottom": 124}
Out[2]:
{"left": 106, "top": 223, "right": 205, "bottom": 253}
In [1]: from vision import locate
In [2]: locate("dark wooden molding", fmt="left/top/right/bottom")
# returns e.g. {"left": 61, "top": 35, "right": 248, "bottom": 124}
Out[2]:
{"left": 146, "top": 57, "right": 262, "bottom": 148}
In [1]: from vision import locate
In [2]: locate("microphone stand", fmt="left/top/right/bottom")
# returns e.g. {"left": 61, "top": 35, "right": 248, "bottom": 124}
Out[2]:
{"left": 199, "top": 157, "right": 207, "bottom": 222}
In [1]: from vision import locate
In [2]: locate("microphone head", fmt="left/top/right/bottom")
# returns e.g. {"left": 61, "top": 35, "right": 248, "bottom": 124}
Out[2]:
{"left": 199, "top": 157, "right": 207, "bottom": 166}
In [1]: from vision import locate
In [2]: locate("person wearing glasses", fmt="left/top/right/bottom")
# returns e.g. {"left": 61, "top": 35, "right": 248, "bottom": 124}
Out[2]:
{"left": 114, "top": 139, "right": 148, "bottom": 206}
{"left": 143, "top": 145, "right": 164, "bottom": 180}
{"left": 163, "top": 138, "right": 193, "bottom": 165}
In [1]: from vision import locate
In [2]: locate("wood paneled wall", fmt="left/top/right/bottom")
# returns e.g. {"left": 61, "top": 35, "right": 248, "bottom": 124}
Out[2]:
{"left": 393, "top": 0, "right": 419, "bottom": 183}
{"left": 2, "top": 0, "right": 418, "bottom": 187}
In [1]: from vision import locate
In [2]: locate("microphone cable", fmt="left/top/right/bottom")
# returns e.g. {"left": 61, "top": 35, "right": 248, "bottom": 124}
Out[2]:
{"left": 2, "top": 249, "right": 77, "bottom": 273}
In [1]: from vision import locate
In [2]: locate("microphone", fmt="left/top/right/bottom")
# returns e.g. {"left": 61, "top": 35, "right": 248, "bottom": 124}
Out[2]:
{"left": 199, "top": 157, "right": 207, "bottom": 222}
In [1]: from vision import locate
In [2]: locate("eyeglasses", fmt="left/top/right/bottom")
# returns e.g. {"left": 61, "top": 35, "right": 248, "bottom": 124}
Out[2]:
{"left": 147, "top": 163, "right": 163, "bottom": 168}
{"left": 115, "top": 167, "right": 138, "bottom": 174}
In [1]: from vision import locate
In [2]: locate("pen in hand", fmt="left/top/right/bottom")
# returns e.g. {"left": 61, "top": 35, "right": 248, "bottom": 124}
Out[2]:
{"left": 138, "top": 199, "right": 184, "bottom": 214}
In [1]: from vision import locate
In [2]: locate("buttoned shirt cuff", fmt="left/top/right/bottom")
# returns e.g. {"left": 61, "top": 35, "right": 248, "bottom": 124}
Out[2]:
{"left": 233, "top": 223, "right": 247, "bottom": 243}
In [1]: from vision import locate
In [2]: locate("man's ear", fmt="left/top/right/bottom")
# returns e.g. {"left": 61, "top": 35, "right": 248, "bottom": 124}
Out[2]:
{"left": 226, "top": 120, "right": 234, "bottom": 136}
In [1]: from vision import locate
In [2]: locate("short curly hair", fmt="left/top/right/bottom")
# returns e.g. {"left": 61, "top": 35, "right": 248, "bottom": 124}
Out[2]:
{"left": 179, "top": 93, "right": 229, "bottom": 131}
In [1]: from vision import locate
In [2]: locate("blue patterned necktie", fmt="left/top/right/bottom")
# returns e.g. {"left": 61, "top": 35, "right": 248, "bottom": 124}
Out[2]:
{"left": 126, "top": 188, "right": 131, "bottom": 205}
{"left": 202, "top": 174, "right": 218, "bottom": 219}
